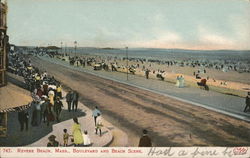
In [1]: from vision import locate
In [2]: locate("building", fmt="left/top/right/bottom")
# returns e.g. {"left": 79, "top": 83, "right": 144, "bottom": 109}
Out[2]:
{"left": 0, "top": 0, "right": 9, "bottom": 137}
{"left": 0, "top": 0, "right": 8, "bottom": 87}
{"left": 0, "top": 0, "right": 32, "bottom": 137}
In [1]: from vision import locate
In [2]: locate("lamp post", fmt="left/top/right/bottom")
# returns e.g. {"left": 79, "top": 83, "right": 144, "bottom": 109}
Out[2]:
{"left": 60, "top": 42, "right": 63, "bottom": 55}
{"left": 126, "top": 47, "right": 128, "bottom": 81}
{"left": 74, "top": 41, "right": 77, "bottom": 59}
{"left": 64, "top": 43, "right": 67, "bottom": 56}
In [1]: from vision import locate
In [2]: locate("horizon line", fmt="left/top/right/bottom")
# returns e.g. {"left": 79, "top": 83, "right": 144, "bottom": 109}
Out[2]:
{"left": 14, "top": 44, "right": 250, "bottom": 52}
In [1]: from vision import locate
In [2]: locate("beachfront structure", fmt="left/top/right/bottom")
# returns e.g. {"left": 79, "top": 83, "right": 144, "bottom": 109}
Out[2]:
{"left": 0, "top": 0, "right": 32, "bottom": 137}
{"left": 0, "top": 0, "right": 8, "bottom": 87}
{"left": 0, "top": 0, "right": 8, "bottom": 137}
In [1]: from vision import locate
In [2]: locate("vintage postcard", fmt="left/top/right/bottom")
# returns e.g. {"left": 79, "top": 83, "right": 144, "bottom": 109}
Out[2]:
{"left": 0, "top": 0, "right": 250, "bottom": 158}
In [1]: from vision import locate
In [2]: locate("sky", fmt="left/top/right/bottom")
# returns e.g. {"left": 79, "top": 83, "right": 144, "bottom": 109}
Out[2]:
{"left": 6, "top": 0, "right": 250, "bottom": 50}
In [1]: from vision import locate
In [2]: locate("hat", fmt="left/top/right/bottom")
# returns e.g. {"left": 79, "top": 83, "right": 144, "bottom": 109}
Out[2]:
{"left": 41, "top": 95, "right": 48, "bottom": 99}
{"left": 48, "top": 135, "right": 56, "bottom": 141}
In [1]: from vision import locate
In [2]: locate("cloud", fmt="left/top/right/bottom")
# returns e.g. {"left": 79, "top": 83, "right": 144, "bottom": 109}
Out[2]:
{"left": 7, "top": 0, "right": 250, "bottom": 50}
{"left": 228, "top": 14, "right": 250, "bottom": 49}
{"left": 197, "top": 26, "right": 238, "bottom": 49}
{"left": 130, "top": 31, "right": 182, "bottom": 48}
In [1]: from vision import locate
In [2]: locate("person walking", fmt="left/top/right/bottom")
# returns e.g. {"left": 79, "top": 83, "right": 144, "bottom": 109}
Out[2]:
{"left": 72, "top": 91, "right": 79, "bottom": 112}
{"left": 92, "top": 106, "right": 101, "bottom": 126}
{"left": 179, "top": 75, "right": 185, "bottom": 88}
{"left": 138, "top": 129, "right": 152, "bottom": 147}
{"left": 48, "top": 88, "right": 55, "bottom": 106}
{"left": 18, "top": 111, "right": 29, "bottom": 131}
{"left": 95, "top": 113, "right": 103, "bottom": 136}
{"left": 176, "top": 76, "right": 180, "bottom": 87}
{"left": 42, "top": 82, "right": 49, "bottom": 96}
{"left": 31, "top": 101, "right": 39, "bottom": 126}
{"left": 66, "top": 91, "right": 73, "bottom": 112}
{"left": 45, "top": 102, "right": 55, "bottom": 126}
{"left": 36, "top": 100, "right": 44, "bottom": 125}
{"left": 41, "top": 97, "right": 50, "bottom": 123}
{"left": 145, "top": 69, "right": 150, "bottom": 79}
{"left": 63, "top": 129, "right": 69, "bottom": 147}
{"left": 56, "top": 84, "right": 62, "bottom": 99}
{"left": 54, "top": 97, "right": 63, "bottom": 122}
{"left": 72, "top": 117, "right": 84, "bottom": 146}
{"left": 244, "top": 92, "right": 250, "bottom": 112}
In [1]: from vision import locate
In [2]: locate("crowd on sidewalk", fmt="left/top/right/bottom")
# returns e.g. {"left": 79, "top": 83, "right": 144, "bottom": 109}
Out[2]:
{"left": 8, "top": 50, "right": 109, "bottom": 147}
{"left": 9, "top": 51, "right": 65, "bottom": 128}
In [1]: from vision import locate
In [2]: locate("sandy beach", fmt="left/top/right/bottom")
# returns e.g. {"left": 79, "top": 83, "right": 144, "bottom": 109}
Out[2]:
{"left": 30, "top": 55, "right": 250, "bottom": 147}
{"left": 56, "top": 53, "right": 250, "bottom": 98}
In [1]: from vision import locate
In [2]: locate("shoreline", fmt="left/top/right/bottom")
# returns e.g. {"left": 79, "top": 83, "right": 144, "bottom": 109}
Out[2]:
{"left": 53, "top": 54, "right": 250, "bottom": 98}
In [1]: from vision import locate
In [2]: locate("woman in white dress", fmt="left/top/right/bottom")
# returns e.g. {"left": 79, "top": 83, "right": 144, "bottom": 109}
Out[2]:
{"left": 176, "top": 76, "right": 180, "bottom": 87}
{"left": 179, "top": 75, "right": 185, "bottom": 88}
{"left": 83, "top": 130, "right": 91, "bottom": 146}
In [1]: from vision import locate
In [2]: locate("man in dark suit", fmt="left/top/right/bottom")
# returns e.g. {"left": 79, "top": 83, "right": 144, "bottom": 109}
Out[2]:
{"left": 54, "top": 97, "right": 63, "bottom": 122}
{"left": 72, "top": 91, "right": 79, "bottom": 112}
{"left": 66, "top": 91, "right": 73, "bottom": 112}
{"left": 145, "top": 69, "right": 150, "bottom": 79}
{"left": 18, "top": 111, "right": 29, "bottom": 131}
{"left": 244, "top": 92, "right": 250, "bottom": 112}
{"left": 139, "top": 129, "right": 152, "bottom": 147}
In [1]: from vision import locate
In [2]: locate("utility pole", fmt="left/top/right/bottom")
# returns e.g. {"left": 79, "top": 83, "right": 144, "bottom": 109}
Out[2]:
{"left": 74, "top": 41, "right": 77, "bottom": 59}
{"left": 60, "top": 42, "right": 63, "bottom": 55}
{"left": 64, "top": 43, "right": 67, "bottom": 56}
{"left": 126, "top": 46, "right": 128, "bottom": 81}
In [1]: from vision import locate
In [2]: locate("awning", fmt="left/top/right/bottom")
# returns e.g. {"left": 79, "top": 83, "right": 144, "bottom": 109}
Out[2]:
{"left": 0, "top": 83, "right": 32, "bottom": 112}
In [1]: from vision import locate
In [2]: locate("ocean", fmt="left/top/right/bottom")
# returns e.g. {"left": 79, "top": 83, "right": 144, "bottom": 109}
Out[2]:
{"left": 65, "top": 47, "right": 250, "bottom": 63}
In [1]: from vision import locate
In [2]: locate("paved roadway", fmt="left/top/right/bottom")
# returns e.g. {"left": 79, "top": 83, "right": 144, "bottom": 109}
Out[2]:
{"left": 29, "top": 55, "right": 250, "bottom": 147}
{"left": 38, "top": 56, "right": 250, "bottom": 121}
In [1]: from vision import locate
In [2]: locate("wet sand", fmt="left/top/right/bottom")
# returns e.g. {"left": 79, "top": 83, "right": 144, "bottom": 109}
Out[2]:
{"left": 31, "top": 56, "right": 250, "bottom": 147}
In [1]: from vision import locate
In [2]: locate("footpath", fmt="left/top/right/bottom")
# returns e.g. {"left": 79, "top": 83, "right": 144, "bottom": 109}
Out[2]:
{"left": 29, "top": 90, "right": 114, "bottom": 147}
{"left": 38, "top": 55, "right": 250, "bottom": 122}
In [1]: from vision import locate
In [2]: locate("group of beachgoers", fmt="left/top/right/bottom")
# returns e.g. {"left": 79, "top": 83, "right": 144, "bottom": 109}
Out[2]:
{"left": 35, "top": 50, "right": 250, "bottom": 111}
{"left": 67, "top": 51, "right": 249, "bottom": 73}
{"left": 8, "top": 50, "right": 66, "bottom": 128}
{"left": 29, "top": 46, "right": 250, "bottom": 74}
{"left": 35, "top": 50, "right": 250, "bottom": 97}
{"left": 8, "top": 50, "right": 110, "bottom": 147}
{"left": 37, "top": 50, "right": 244, "bottom": 87}
{"left": 47, "top": 106, "right": 103, "bottom": 147}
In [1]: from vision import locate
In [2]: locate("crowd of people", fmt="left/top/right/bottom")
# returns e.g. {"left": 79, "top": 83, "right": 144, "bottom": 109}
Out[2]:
{"left": 13, "top": 47, "right": 249, "bottom": 147}
{"left": 8, "top": 50, "right": 66, "bottom": 128}
{"left": 38, "top": 50, "right": 250, "bottom": 113}
{"left": 46, "top": 107, "right": 103, "bottom": 147}
{"left": 8, "top": 49, "right": 113, "bottom": 147}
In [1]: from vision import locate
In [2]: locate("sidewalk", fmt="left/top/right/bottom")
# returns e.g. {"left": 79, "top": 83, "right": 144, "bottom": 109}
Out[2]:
{"left": 38, "top": 56, "right": 250, "bottom": 122}
{"left": 29, "top": 90, "right": 113, "bottom": 147}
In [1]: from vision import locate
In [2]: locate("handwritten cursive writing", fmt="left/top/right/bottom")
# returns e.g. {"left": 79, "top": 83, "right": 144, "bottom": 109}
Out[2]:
{"left": 148, "top": 147, "right": 175, "bottom": 157}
